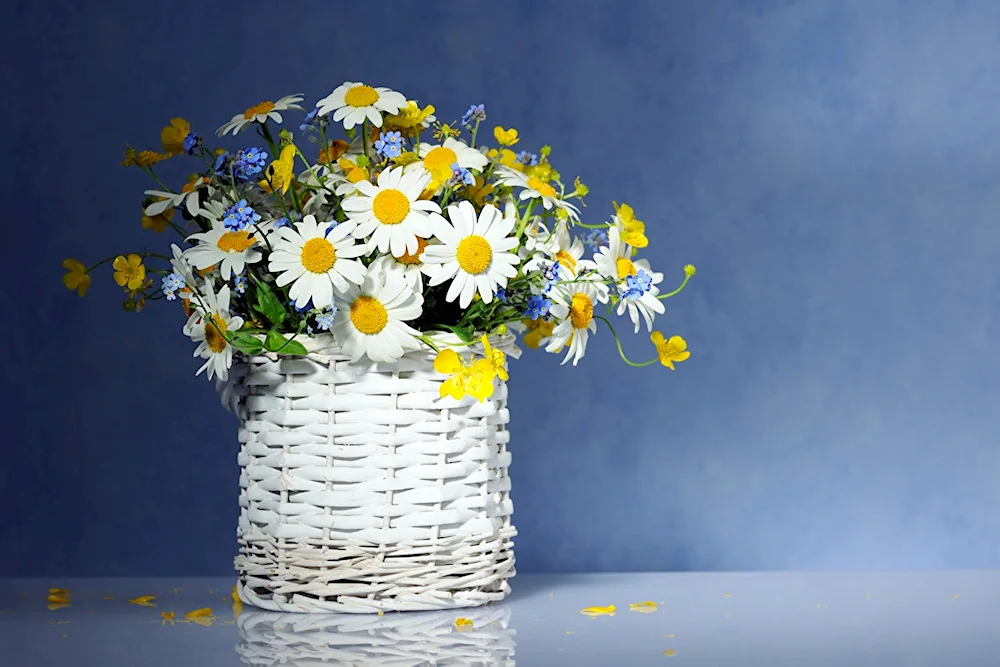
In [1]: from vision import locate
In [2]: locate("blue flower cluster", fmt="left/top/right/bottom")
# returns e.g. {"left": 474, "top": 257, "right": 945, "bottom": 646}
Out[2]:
{"left": 524, "top": 294, "right": 552, "bottom": 320}
{"left": 223, "top": 199, "right": 262, "bottom": 232}
{"left": 620, "top": 269, "right": 653, "bottom": 301}
{"left": 374, "top": 131, "right": 403, "bottom": 159}
{"left": 182, "top": 132, "right": 202, "bottom": 155}
{"left": 461, "top": 104, "right": 486, "bottom": 128}
{"left": 299, "top": 107, "right": 319, "bottom": 132}
{"left": 233, "top": 272, "right": 248, "bottom": 295}
{"left": 447, "top": 162, "right": 474, "bottom": 187}
{"left": 315, "top": 306, "right": 337, "bottom": 331}
{"left": 161, "top": 272, "right": 185, "bottom": 301}
{"left": 582, "top": 228, "right": 609, "bottom": 250}
{"left": 516, "top": 151, "right": 539, "bottom": 166}
{"left": 541, "top": 261, "right": 561, "bottom": 292}
{"left": 213, "top": 148, "right": 269, "bottom": 183}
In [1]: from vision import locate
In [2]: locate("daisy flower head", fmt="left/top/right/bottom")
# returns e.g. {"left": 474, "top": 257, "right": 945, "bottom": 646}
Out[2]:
{"left": 330, "top": 262, "right": 424, "bottom": 363}
{"left": 217, "top": 94, "right": 304, "bottom": 137}
{"left": 183, "top": 281, "right": 244, "bottom": 382}
{"left": 267, "top": 214, "right": 367, "bottom": 310}
{"left": 340, "top": 166, "right": 441, "bottom": 257}
{"left": 545, "top": 279, "right": 609, "bottom": 366}
{"left": 316, "top": 82, "right": 406, "bottom": 130}
{"left": 408, "top": 137, "right": 488, "bottom": 191}
{"left": 367, "top": 235, "right": 437, "bottom": 293}
{"left": 422, "top": 200, "right": 520, "bottom": 309}
{"left": 144, "top": 174, "right": 215, "bottom": 219}
{"left": 615, "top": 260, "right": 665, "bottom": 333}
{"left": 184, "top": 219, "right": 263, "bottom": 281}
{"left": 495, "top": 166, "right": 580, "bottom": 221}
{"left": 524, "top": 219, "right": 587, "bottom": 279}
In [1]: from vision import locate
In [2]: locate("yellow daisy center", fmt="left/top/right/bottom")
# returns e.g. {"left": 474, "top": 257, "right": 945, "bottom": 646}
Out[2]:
{"left": 423, "top": 146, "right": 458, "bottom": 174}
{"left": 300, "top": 237, "right": 337, "bottom": 273}
{"left": 456, "top": 235, "right": 493, "bottom": 275}
{"left": 216, "top": 231, "right": 256, "bottom": 253}
{"left": 397, "top": 237, "right": 429, "bottom": 265}
{"left": 372, "top": 189, "right": 411, "bottom": 225}
{"left": 570, "top": 292, "right": 594, "bottom": 329}
{"left": 527, "top": 176, "right": 558, "bottom": 199}
{"left": 243, "top": 101, "right": 275, "bottom": 120}
{"left": 616, "top": 256, "right": 637, "bottom": 279}
{"left": 350, "top": 296, "right": 388, "bottom": 335}
{"left": 204, "top": 314, "right": 228, "bottom": 353}
{"left": 344, "top": 85, "right": 379, "bottom": 108}
{"left": 555, "top": 250, "right": 577, "bottom": 272}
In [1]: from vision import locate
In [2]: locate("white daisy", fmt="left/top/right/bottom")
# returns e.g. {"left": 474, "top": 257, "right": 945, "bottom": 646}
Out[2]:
{"left": 217, "top": 94, "right": 305, "bottom": 136}
{"left": 593, "top": 224, "right": 640, "bottom": 284}
{"left": 545, "top": 280, "right": 609, "bottom": 366}
{"left": 316, "top": 82, "right": 407, "bottom": 130}
{"left": 340, "top": 166, "right": 440, "bottom": 257}
{"left": 422, "top": 200, "right": 520, "bottom": 309}
{"left": 330, "top": 263, "right": 424, "bottom": 364}
{"left": 184, "top": 220, "right": 263, "bottom": 280}
{"left": 143, "top": 176, "right": 214, "bottom": 218}
{"left": 406, "top": 137, "right": 489, "bottom": 190}
{"left": 494, "top": 166, "right": 580, "bottom": 221}
{"left": 298, "top": 165, "right": 341, "bottom": 217}
{"left": 367, "top": 236, "right": 438, "bottom": 293}
{"left": 615, "top": 257, "right": 665, "bottom": 333}
{"left": 183, "top": 281, "right": 245, "bottom": 382}
{"left": 267, "top": 215, "right": 366, "bottom": 310}
{"left": 523, "top": 219, "right": 589, "bottom": 278}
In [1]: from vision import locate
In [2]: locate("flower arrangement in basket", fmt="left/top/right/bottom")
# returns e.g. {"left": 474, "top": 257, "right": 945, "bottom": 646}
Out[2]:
{"left": 62, "top": 82, "right": 696, "bottom": 613}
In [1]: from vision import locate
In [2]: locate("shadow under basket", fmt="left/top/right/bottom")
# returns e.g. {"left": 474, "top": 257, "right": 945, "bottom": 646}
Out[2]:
{"left": 219, "top": 334, "right": 518, "bottom": 614}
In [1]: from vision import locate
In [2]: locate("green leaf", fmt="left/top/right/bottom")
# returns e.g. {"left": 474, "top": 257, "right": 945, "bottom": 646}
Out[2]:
{"left": 444, "top": 325, "right": 475, "bottom": 343}
{"left": 254, "top": 286, "right": 287, "bottom": 326}
{"left": 264, "top": 330, "right": 308, "bottom": 356}
{"left": 226, "top": 331, "right": 264, "bottom": 355}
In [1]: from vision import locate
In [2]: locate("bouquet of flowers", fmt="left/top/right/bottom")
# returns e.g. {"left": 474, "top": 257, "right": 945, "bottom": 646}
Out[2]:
{"left": 63, "top": 82, "right": 696, "bottom": 402}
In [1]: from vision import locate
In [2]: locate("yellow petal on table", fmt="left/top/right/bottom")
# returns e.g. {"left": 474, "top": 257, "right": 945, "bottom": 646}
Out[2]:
{"left": 161, "top": 611, "right": 175, "bottom": 625}
{"left": 128, "top": 596, "right": 156, "bottom": 607}
{"left": 664, "top": 649, "right": 678, "bottom": 657}
{"left": 185, "top": 607, "right": 214, "bottom": 618}
{"left": 628, "top": 601, "right": 659, "bottom": 613}
{"left": 723, "top": 592, "right": 731, "bottom": 597}
{"left": 566, "top": 630, "right": 575, "bottom": 635}
{"left": 580, "top": 605, "right": 616, "bottom": 617}
{"left": 48, "top": 589, "right": 70, "bottom": 596}
{"left": 455, "top": 617, "right": 474, "bottom": 631}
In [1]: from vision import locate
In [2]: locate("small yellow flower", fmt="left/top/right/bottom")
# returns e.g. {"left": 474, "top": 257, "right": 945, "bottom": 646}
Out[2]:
{"left": 120, "top": 145, "right": 170, "bottom": 167}
{"left": 62, "top": 259, "right": 90, "bottom": 297}
{"left": 141, "top": 204, "right": 174, "bottom": 233}
{"left": 260, "top": 144, "right": 296, "bottom": 195}
{"left": 383, "top": 100, "right": 435, "bottom": 137}
{"left": 391, "top": 150, "right": 421, "bottom": 167}
{"left": 521, "top": 318, "right": 555, "bottom": 349}
{"left": 572, "top": 176, "right": 589, "bottom": 198}
{"left": 684, "top": 264, "right": 696, "bottom": 277}
{"left": 113, "top": 254, "right": 146, "bottom": 291}
{"left": 480, "top": 334, "right": 509, "bottom": 382}
{"left": 650, "top": 332, "right": 690, "bottom": 370}
{"left": 493, "top": 126, "right": 519, "bottom": 146}
{"left": 523, "top": 161, "right": 553, "bottom": 182}
{"left": 160, "top": 118, "right": 191, "bottom": 155}
{"left": 433, "top": 122, "right": 461, "bottom": 140}
{"left": 464, "top": 175, "right": 495, "bottom": 206}
{"left": 613, "top": 201, "right": 649, "bottom": 249}
{"left": 486, "top": 148, "right": 523, "bottom": 171}
{"left": 434, "top": 348, "right": 497, "bottom": 402}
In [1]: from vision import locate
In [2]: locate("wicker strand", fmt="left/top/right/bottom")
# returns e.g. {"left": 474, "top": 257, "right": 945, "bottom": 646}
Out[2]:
{"left": 226, "top": 334, "right": 520, "bottom": 613}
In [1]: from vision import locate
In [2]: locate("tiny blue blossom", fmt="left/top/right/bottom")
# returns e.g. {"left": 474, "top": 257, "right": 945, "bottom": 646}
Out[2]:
{"left": 183, "top": 132, "right": 201, "bottom": 155}
{"left": 299, "top": 108, "right": 318, "bottom": 132}
{"left": 524, "top": 294, "right": 552, "bottom": 320}
{"left": 374, "top": 131, "right": 403, "bottom": 159}
{"left": 447, "top": 162, "right": 474, "bottom": 187}
{"left": 233, "top": 272, "right": 248, "bottom": 295}
{"left": 620, "top": 269, "right": 653, "bottom": 301}
{"left": 541, "top": 261, "right": 561, "bottom": 291}
{"left": 461, "top": 104, "right": 486, "bottom": 127}
{"left": 582, "top": 229, "right": 609, "bottom": 250}
{"left": 324, "top": 220, "right": 339, "bottom": 236}
{"left": 223, "top": 199, "right": 262, "bottom": 231}
{"left": 273, "top": 217, "right": 292, "bottom": 229}
{"left": 516, "top": 151, "right": 539, "bottom": 166}
{"left": 161, "top": 272, "right": 185, "bottom": 301}
{"left": 292, "top": 298, "right": 313, "bottom": 313}
{"left": 234, "top": 147, "right": 268, "bottom": 180}
{"left": 213, "top": 151, "right": 230, "bottom": 174}
{"left": 315, "top": 307, "right": 337, "bottom": 331}
{"left": 496, "top": 287, "right": 507, "bottom": 302}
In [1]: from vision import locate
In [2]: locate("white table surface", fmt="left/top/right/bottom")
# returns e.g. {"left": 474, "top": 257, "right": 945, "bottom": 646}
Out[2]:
{"left": 2, "top": 571, "right": 998, "bottom": 666}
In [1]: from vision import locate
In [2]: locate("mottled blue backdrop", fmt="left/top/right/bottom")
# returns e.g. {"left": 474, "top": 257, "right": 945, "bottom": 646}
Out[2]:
{"left": 4, "top": 0, "right": 999, "bottom": 576}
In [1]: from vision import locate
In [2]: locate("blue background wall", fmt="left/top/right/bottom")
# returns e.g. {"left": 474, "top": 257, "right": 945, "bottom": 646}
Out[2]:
{"left": 4, "top": 0, "right": 999, "bottom": 576}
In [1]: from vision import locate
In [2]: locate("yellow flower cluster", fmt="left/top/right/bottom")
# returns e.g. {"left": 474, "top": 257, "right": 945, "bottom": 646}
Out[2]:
{"left": 434, "top": 335, "right": 509, "bottom": 402}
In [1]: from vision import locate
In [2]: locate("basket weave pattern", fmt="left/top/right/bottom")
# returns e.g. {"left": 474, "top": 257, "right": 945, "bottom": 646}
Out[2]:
{"left": 223, "top": 336, "right": 517, "bottom": 613}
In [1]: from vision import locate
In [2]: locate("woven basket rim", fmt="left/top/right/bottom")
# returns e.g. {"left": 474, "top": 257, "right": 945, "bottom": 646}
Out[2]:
{"left": 247, "top": 331, "right": 522, "bottom": 363}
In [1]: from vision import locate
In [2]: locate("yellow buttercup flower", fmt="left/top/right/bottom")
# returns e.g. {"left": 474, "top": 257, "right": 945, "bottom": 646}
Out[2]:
{"left": 486, "top": 148, "right": 523, "bottom": 171}
{"left": 480, "top": 334, "right": 509, "bottom": 381}
{"left": 141, "top": 204, "right": 174, "bottom": 233}
{"left": 493, "top": 126, "right": 519, "bottom": 146}
{"left": 120, "top": 146, "right": 171, "bottom": 168}
{"left": 383, "top": 101, "right": 436, "bottom": 137}
{"left": 521, "top": 318, "right": 555, "bottom": 349}
{"left": 160, "top": 118, "right": 191, "bottom": 155}
{"left": 260, "top": 144, "right": 296, "bottom": 194}
{"left": 464, "top": 175, "right": 495, "bottom": 206}
{"left": 432, "top": 122, "right": 461, "bottom": 140}
{"left": 650, "top": 332, "right": 690, "bottom": 370}
{"left": 112, "top": 254, "right": 146, "bottom": 290}
{"left": 62, "top": 259, "right": 90, "bottom": 297}
{"left": 613, "top": 201, "right": 649, "bottom": 249}
{"left": 434, "top": 348, "right": 497, "bottom": 402}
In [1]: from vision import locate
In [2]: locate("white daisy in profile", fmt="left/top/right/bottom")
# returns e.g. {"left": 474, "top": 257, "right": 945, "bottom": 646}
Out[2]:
{"left": 494, "top": 166, "right": 580, "bottom": 221}
{"left": 367, "top": 236, "right": 438, "bottom": 293}
{"left": 183, "top": 281, "right": 245, "bottom": 382}
{"left": 184, "top": 220, "right": 263, "bottom": 280}
{"left": 217, "top": 94, "right": 304, "bottom": 136}
{"left": 422, "top": 200, "right": 520, "bottom": 309}
{"left": 593, "top": 225, "right": 641, "bottom": 284}
{"left": 331, "top": 263, "right": 424, "bottom": 363}
{"left": 316, "top": 82, "right": 407, "bottom": 130}
{"left": 406, "top": 137, "right": 489, "bottom": 190}
{"left": 523, "top": 219, "right": 589, "bottom": 279}
{"left": 545, "top": 280, "right": 609, "bottom": 366}
{"left": 144, "top": 175, "right": 214, "bottom": 218}
{"left": 518, "top": 215, "right": 556, "bottom": 261}
{"left": 340, "top": 166, "right": 440, "bottom": 257}
{"left": 615, "top": 258, "right": 665, "bottom": 333}
{"left": 267, "top": 215, "right": 367, "bottom": 310}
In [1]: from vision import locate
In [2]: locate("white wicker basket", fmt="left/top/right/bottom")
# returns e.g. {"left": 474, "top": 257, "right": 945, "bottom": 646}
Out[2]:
{"left": 218, "top": 333, "right": 521, "bottom": 614}
{"left": 235, "top": 606, "right": 516, "bottom": 666}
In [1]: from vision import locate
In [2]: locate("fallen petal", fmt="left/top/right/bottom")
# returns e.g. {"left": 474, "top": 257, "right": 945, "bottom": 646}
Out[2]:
{"left": 629, "top": 601, "right": 659, "bottom": 613}
{"left": 580, "top": 605, "right": 616, "bottom": 617}
{"left": 664, "top": 649, "right": 677, "bottom": 657}
{"left": 455, "top": 617, "right": 474, "bottom": 631}
{"left": 128, "top": 596, "right": 157, "bottom": 607}
{"left": 185, "top": 607, "right": 214, "bottom": 618}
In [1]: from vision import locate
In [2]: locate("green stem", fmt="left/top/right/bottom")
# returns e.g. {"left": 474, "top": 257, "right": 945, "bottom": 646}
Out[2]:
{"left": 574, "top": 220, "right": 611, "bottom": 230}
{"left": 470, "top": 118, "right": 481, "bottom": 148}
{"left": 415, "top": 334, "right": 442, "bottom": 353}
{"left": 595, "top": 315, "right": 657, "bottom": 368}
{"left": 259, "top": 123, "right": 279, "bottom": 163}
{"left": 361, "top": 120, "right": 371, "bottom": 172}
{"left": 658, "top": 272, "right": 692, "bottom": 300}
{"left": 143, "top": 167, "right": 171, "bottom": 192}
